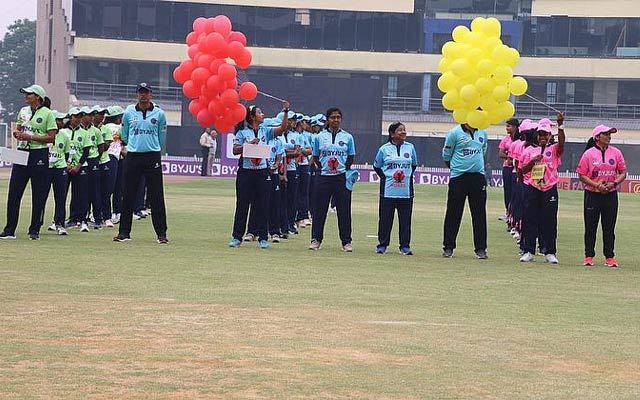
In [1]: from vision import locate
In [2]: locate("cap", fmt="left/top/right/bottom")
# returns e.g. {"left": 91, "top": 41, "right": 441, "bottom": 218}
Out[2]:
{"left": 537, "top": 118, "right": 553, "bottom": 133}
{"left": 107, "top": 105, "right": 124, "bottom": 116}
{"left": 137, "top": 82, "right": 152, "bottom": 92}
{"left": 53, "top": 111, "right": 67, "bottom": 119}
{"left": 91, "top": 105, "right": 109, "bottom": 113}
{"left": 275, "top": 110, "right": 296, "bottom": 122}
{"left": 506, "top": 118, "right": 519, "bottom": 127}
{"left": 519, "top": 119, "right": 537, "bottom": 132}
{"left": 592, "top": 125, "right": 617, "bottom": 138}
{"left": 80, "top": 106, "right": 93, "bottom": 114}
{"left": 345, "top": 169, "right": 360, "bottom": 191}
{"left": 20, "top": 84, "right": 46, "bottom": 99}
{"left": 261, "top": 117, "right": 281, "bottom": 127}
{"left": 67, "top": 107, "right": 84, "bottom": 116}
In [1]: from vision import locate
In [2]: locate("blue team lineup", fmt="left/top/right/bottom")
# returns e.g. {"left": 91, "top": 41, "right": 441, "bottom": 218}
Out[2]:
{"left": 1, "top": 82, "right": 629, "bottom": 268}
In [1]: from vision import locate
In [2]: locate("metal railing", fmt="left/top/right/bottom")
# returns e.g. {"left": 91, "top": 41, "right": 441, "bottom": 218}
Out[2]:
{"left": 70, "top": 82, "right": 184, "bottom": 103}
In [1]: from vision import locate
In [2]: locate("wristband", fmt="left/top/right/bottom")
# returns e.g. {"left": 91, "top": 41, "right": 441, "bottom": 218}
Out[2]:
{"left": 557, "top": 125, "right": 565, "bottom": 130}
{"left": 283, "top": 108, "right": 289, "bottom": 113}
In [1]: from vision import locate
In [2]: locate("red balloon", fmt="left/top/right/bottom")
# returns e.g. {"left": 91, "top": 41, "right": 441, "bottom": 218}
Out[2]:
{"left": 187, "top": 44, "right": 200, "bottom": 59}
{"left": 197, "top": 54, "right": 215, "bottom": 68}
{"left": 186, "top": 31, "right": 198, "bottom": 46}
{"left": 220, "top": 88, "right": 239, "bottom": 108}
{"left": 182, "top": 80, "right": 199, "bottom": 99}
{"left": 206, "top": 74, "right": 226, "bottom": 93}
{"left": 197, "top": 109, "right": 215, "bottom": 127}
{"left": 239, "top": 82, "right": 258, "bottom": 101}
{"left": 191, "top": 67, "right": 210, "bottom": 86}
{"left": 207, "top": 99, "right": 223, "bottom": 117}
{"left": 204, "top": 17, "right": 216, "bottom": 34}
{"left": 181, "top": 59, "right": 195, "bottom": 75}
{"left": 188, "top": 99, "right": 205, "bottom": 116}
{"left": 173, "top": 66, "right": 185, "bottom": 84}
{"left": 228, "top": 41, "right": 245, "bottom": 60}
{"left": 215, "top": 120, "right": 233, "bottom": 134}
{"left": 230, "top": 103, "right": 247, "bottom": 122}
{"left": 209, "top": 59, "right": 225, "bottom": 74}
{"left": 205, "top": 32, "right": 226, "bottom": 54}
{"left": 193, "top": 17, "right": 207, "bottom": 35}
{"left": 218, "top": 63, "right": 237, "bottom": 81}
{"left": 227, "top": 31, "right": 247, "bottom": 46}
{"left": 226, "top": 78, "right": 238, "bottom": 90}
{"left": 214, "top": 15, "right": 232, "bottom": 38}
{"left": 235, "top": 49, "right": 252, "bottom": 70}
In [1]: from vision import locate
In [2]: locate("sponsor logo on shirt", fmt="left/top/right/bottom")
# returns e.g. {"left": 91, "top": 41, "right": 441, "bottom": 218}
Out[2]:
{"left": 462, "top": 148, "right": 482, "bottom": 156}
{"left": 479, "top": 137, "right": 484, "bottom": 143}
{"left": 327, "top": 157, "right": 339, "bottom": 170}
{"left": 608, "top": 159, "right": 615, "bottom": 165}
{"left": 58, "top": 143, "right": 64, "bottom": 149}
{"left": 404, "top": 152, "right": 410, "bottom": 158}
{"left": 393, "top": 170, "right": 405, "bottom": 183}
{"left": 338, "top": 141, "right": 345, "bottom": 146}
{"left": 36, "top": 117, "right": 43, "bottom": 123}
{"left": 545, "top": 151, "right": 551, "bottom": 157}
{"left": 151, "top": 118, "right": 157, "bottom": 124}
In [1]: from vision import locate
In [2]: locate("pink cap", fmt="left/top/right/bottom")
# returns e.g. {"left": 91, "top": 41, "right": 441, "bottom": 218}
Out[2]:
{"left": 537, "top": 118, "right": 553, "bottom": 133}
{"left": 592, "top": 125, "right": 617, "bottom": 138}
{"left": 519, "top": 119, "right": 537, "bottom": 131}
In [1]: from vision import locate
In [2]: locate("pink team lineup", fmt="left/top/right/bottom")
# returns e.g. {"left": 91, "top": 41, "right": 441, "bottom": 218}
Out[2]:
{"left": 1, "top": 85, "right": 628, "bottom": 268}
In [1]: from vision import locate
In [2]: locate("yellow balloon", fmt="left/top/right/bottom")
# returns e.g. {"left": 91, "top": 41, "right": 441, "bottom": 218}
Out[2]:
{"left": 488, "top": 110, "right": 504, "bottom": 125}
{"left": 492, "top": 85, "right": 511, "bottom": 103}
{"left": 460, "top": 84, "right": 479, "bottom": 104}
{"left": 441, "top": 41, "right": 457, "bottom": 59}
{"left": 464, "top": 31, "right": 485, "bottom": 47}
{"left": 450, "top": 58, "right": 472, "bottom": 78}
{"left": 475, "top": 77, "right": 494, "bottom": 94}
{"left": 438, "top": 57, "right": 452, "bottom": 73}
{"left": 467, "top": 109, "right": 489, "bottom": 130}
{"left": 482, "top": 37, "right": 503, "bottom": 54}
{"left": 479, "top": 95, "right": 500, "bottom": 111}
{"left": 509, "top": 76, "right": 528, "bottom": 96}
{"left": 453, "top": 109, "right": 469, "bottom": 124}
{"left": 505, "top": 48, "right": 520, "bottom": 67}
{"left": 492, "top": 45, "right": 512, "bottom": 63}
{"left": 497, "top": 101, "right": 515, "bottom": 120}
{"left": 443, "top": 90, "right": 464, "bottom": 111}
{"left": 467, "top": 48, "right": 484, "bottom": 64}
{"left": 471, "top": 17, "right": 487, "bottom": 33}
{"left": 492, "top": 65, "right": 514, "bottom": 85}
{"left": 452, "top": 25, "right": 470, "bottom": 43}
{"left": 437, "top": 71, "right": 458, "bottom": 93}
{"left": 477, "top": 59, "right": 496, "bottom": 77}
{"left": 483, "top": 17, "right": 502, "bottom": 38}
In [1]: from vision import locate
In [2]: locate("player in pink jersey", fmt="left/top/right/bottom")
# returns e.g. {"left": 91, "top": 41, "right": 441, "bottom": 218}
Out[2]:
{"left": 519, "top": 113, "right": 565, "bottom": 264}
{"left": 576, "top": 125, "right": 627, "bottom": 267}
{"left": 506, "top": 119, "right": 536, "bottom": 244}
{"left": 498, "top": 118, "right": 519, "bottom": 222}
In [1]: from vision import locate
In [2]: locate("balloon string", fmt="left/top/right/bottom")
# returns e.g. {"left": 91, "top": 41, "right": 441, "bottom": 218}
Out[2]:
{"left": 257, "top": 91, "right": 287, "bottom": 103}
{"left": 522, "top": 93, "right": 563, "bottom": 114}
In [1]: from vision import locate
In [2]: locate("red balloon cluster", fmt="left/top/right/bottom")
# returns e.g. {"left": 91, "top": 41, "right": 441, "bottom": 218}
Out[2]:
{"left": 173, "top": 15, "right": 260, "bottom": 132}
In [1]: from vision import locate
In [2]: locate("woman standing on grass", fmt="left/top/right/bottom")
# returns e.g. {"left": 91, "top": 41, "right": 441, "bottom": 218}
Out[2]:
{"left": 576, "top": 125, "right": 627, "bottom": 268}
{"left": 1, "top": 85, "right": 56, "bottom": 240}
{"left": 373, "top": 122, "right": 417, "bottom": 255}
{"left": 229, "top": 101, "right": 290, "bottom": 250}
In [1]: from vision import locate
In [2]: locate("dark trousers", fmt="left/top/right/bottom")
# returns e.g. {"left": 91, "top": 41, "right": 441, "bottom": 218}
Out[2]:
{"left": 502, "top": 166, "right": 512, "bottom": 212}
{"left": 48, "top": 167, "right": 69, "bottom": 226}
{"left": 378, "top": 197, "right": 413, "bottom": 249}
{"left": 135, "top": 176, "right": 147, "bottom": 212}
{"left": 87, "top": 157, "right": 102, "bottom": 224}
{"left": 443, "top": 172, "right": 487, "bottom": 252}
{"left": 308, "top": 164, "right": 317, "bottom": 218}
{"left": 3, "top": 148, "right": 50, "bottom": 235}
{"left": 522, "top": 185, "right": 558, "bottom": 255}
{"left": 200, "top": 146, "right": 209, "bottom": 176}
{"left": 282, "top": 170, "right": 298, "bottom": 232}
{"left": 231, "top": 168, "right": 270, "bottom": 241}
{"left": 69, "top": 166, "right": 89, "bottom": 223}
{"left": 311, "top": 174, "right": 352, "bottom": 245}
{"left": 268, "top": 173, "right": 282, "bottom": 236}
{"left": 118, "top": 152, "right": 167, "bottom": 238}
{"left": 100, "top": 156, "right": 118, "bottom": 221}
{"left": 509, "top": 177, "right": 524, "bottom": 230}
{"left": 112, "top": 158, "right": 125, "bottom": 214}
{"left": 584, "top": 190, "right": 618, "bottom": 258}
{"left": 296, "top": 165, "right": 310, "bottom": 221}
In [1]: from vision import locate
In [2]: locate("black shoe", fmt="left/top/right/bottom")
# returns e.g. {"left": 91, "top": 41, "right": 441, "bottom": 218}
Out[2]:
{"left": 0, "top": 231, "right": 17, "bottom": 240}
{"left": 157, "top": 236, "right": 169, "bottom": 244}
{"left": 28, "top": 233, "right": 40, "bottom": 241}
{"left": 113, "top": 235, "right": 131, "bottom": 242}
{"left": 442, "top": 248, "right": 454, "bottom": 258}
{"left": 475, "top": 249, "right": 488, "bottom": 259}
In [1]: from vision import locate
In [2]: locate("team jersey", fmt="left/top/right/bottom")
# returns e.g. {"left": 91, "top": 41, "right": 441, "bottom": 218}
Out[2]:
{"left": 68, "top": 125, "right": 91, "bottom": 167}
{"left": 312, "top": 128, "right": 356, "bottom": 176}
{"left": 121, "top": 103, "right": 167, "bottom": 153}
{"left": 374, "top": 141, "right": 418, "bottom": 198}
{"left": 49, "top": 128, "right": 71, "bottom": 169}
{"left": 280, "top": 130, "right": 303, "bottom": 172}
{"left": 498, "top": 135, "right": 513, "bottom": 167}
{"left": 266, "top": 135, "right": 283, "bottom": 170}
{"left": 521, "top": 143, "right": 562, "bottom": 191}
{"left": 576, "top": 145, "right": 627, "bottom": 193}
{"left": 509, "top": 139, "right": 525, "bottom": 173}
{"left": 234, "top": 125, "right": 276, "bottom": 170}
{"left": 15, "top": 106, "right": 57, "bottom": 150}
{"left": 442, "top": 125, "right": 488, "bottom": 178}
{"left": 98, "top": 124, "right": 114, "bottom": 164}
{"left": 85, "top": 124, "right": 104, "bottom": 159}
{"left": 105, "top": 123, "right": 123, "bottom": 159}
{"left": 297, "top": 130, "right": 312, "bottom": 166}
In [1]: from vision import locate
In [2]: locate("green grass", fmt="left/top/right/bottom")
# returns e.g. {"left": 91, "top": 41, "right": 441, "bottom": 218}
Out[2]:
{"left": 0, "top": 171, "right": 639, "bottom": 399}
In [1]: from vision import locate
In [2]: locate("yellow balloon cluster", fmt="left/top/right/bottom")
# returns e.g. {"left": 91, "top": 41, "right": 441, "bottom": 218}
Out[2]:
{"left": 438, "top": 17, "right": 528, "bottom": 129}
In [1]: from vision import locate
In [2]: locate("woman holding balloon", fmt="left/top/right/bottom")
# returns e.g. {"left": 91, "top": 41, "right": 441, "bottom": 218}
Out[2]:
{"left": 229, "top": 101, "right": 290, "bottom": 250}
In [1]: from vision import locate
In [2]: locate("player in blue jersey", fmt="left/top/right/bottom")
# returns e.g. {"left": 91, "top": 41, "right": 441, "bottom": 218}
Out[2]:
{"left": 373, "top": 122, "right": 418, "bottom": 255}
{"left": 309, "top": 107, "right": 356, "bottom": 252}
{"left": 113, "top": 83, "right": 168, "bottom": 244}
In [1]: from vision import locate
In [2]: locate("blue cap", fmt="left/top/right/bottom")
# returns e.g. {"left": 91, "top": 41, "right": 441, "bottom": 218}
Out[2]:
{"left": 345, "top": 169, "right": 360, "bottom": 191}
{"left": 261, "top": 117, "right": 281, "bottom": 127}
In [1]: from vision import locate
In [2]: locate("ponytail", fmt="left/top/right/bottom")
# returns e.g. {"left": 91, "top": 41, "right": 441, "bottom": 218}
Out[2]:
{"left": 585, "top": 137, "right": 596, "bottom": 151}
{"left": 42, "top": 96, "right": 51, "bottom": 108}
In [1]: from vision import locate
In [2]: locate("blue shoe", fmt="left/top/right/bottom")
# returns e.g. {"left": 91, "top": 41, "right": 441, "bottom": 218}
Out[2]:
{"left": 375, "top": 245, "right": 387, "bottom": 254}
{"left": 259, "top": 239, "right": 269, "bottom": 249}
{"left": 400, "top": 247, "right": 413, "bottom": 255}
{"left": 228, "top": 238, "right": 242, "bottom": 248}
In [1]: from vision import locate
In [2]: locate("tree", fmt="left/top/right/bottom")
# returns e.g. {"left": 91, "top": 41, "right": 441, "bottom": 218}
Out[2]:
{"left": 0, "top": 19, "right": 36, "bottom": 122}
